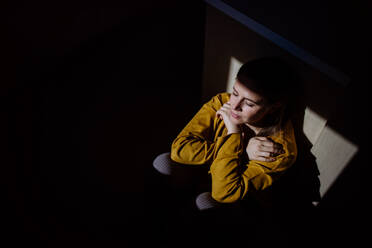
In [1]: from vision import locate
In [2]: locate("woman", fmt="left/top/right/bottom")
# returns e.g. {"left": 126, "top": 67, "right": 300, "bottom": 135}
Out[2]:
{"left": 154, "top": 57, "right": 298, "bottom": 209}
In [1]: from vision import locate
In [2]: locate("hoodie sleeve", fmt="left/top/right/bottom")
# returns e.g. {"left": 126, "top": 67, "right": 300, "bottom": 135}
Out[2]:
{"left": 210, "top": 120, "right": 297, "bottom": 203}
{"left": 170, "top": 93, "right": 229, "bottom": 165}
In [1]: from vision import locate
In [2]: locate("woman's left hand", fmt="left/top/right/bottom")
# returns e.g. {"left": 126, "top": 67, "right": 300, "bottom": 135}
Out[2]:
{"left": 216, "top": 102, "right": 240, "bottom": 135}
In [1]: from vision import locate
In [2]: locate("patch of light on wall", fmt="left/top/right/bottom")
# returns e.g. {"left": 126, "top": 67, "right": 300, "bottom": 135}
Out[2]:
{"left": 311, "top": 126, "right": 358, "bottom": 201}
{"left": 226, "top": 57, "right": 243, "bottom": 93}
{"left": 226, "top": 56, "right": 359, "bottom": 206}
{"left": 303, "top": 107, "right": 327, "bottom": 145}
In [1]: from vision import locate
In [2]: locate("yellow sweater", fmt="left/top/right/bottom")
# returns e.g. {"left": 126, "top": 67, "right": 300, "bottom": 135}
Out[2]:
{"left": 171, "top": 93, "right": 297, "bottom": 203}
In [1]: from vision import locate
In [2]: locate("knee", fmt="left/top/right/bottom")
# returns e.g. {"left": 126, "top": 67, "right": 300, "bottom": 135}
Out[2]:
{"left": 153, "top": 152, "right": 174, "bottom": 176}
{"left": 195, "top": 192, "right": 223, "bottom": 211}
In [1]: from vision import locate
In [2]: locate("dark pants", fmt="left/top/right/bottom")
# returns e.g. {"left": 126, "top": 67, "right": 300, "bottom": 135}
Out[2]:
{"left": 153, "top": 152, "right": 211, "bottom": 195}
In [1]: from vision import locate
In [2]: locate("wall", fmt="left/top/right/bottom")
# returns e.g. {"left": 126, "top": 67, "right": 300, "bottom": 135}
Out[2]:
{"left": 202, "top": 3, "right": 369, "bottom": 246}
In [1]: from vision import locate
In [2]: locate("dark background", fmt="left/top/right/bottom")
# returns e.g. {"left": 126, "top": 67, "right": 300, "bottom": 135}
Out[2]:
{"left": 2, "top": 0, "right": 370, "bottom": 247}
{"left": 2, "top": 1, "right": 205, "bottom": 247}
{"left": 222, "top": 0, "right": 371, "bottom": 79}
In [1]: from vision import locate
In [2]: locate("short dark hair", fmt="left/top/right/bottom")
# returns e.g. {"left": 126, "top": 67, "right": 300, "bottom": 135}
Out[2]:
{"left": 237, "top": 57, "right": 298, "bottom": 105}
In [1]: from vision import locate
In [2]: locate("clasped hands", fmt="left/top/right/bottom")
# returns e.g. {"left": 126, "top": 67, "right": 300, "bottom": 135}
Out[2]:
{"left": 217, "top": 102, "right": 284, "bottom": 162}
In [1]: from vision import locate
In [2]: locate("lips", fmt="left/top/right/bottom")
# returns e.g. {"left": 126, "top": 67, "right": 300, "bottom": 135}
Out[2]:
{"left": 231, "top": 112, "right": 240, "bottom": 119}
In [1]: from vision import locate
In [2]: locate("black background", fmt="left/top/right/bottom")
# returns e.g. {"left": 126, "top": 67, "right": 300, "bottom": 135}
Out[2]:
{"left": 222, "top": 0, "right": 371, "bottom": 79}
{"left": 2, "top": 1, "right": 370, "bottom": 247}
{"left": 2, "top": 1, "right": 205, "bottom": 247}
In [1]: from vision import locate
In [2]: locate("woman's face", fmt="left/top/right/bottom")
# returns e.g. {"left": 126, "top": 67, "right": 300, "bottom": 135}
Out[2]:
{"left": 229, "top": 80, "right": 274, "bottom": 126}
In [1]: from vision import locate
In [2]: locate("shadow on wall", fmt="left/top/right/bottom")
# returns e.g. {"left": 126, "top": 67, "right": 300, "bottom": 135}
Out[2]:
{"left": 227, "top": 56, "right": 323, "bottom": 209}
{"left": 201, "top": 5, "right": 359, "bottom": 207}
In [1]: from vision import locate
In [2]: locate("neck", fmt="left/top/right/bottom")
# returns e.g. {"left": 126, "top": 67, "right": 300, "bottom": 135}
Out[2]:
{"left": 244, "top": 123, "right": 262, "bottom": 136}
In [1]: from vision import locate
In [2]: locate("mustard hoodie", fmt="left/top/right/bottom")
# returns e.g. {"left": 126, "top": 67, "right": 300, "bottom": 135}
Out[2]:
{"left": 171, "top": 93, "right": 297, "bottom": 203}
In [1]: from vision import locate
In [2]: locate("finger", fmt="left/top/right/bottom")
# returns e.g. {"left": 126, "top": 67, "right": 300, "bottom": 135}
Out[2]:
{"left": 254, "top": 136, "right": 270, "bottom": 141}
{"left": 272, "top": 147, "right": 285, "bottom": 154}
{"left": 270, "top": 149, "right": 284, "bottom": 155}
{"left": 261, "top": 141, "right": 283, "bottom": 150}
{"left": 217, "top": 108, "right": 228, "bottom": 116}
{"left": 273, "top": 142, "right": 283, "bottom": 150}
{"left": 222, "top": 104, "right": 231, "bottom": 109}
{"left": 216, "top": 110, "right": 228, "bottom": 120}
{"left": 259, "top": 141, "right": 276, "bottom": 148}
{"left": 256, "top": 156, "right": 276, "bottom": 162}
{"left": 259, "top": 146, "right": 284, "bottom": 155}
{"left": 221, "top": 106, "right": 230, "bottom": 111}
{"left": 260, "top": 151, "right": 274, "bottom": 158}
{"left": 259, "top": 151, "right": 283, "bottom": 158}
{"left": 255, "top": 137, "right": 281, "bottom": 147}
{"left": 219, "top": 110, "right": 230, "bottom": 117}
{"left": 264, "top": 138, "right": 283, "bottom": 149}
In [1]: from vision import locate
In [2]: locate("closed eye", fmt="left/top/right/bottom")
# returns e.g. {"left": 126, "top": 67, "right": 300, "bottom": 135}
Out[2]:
{"left": 245, "top": 101, "right": 254, "bottom": 107}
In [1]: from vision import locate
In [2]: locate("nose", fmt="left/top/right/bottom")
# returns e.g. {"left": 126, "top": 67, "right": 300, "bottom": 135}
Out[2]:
{"left": 231, "top": 98, "right": 242, "bottom": 111}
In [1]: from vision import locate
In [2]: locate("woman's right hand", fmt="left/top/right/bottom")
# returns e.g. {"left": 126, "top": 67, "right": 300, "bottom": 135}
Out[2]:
{"left": 216, "top": 102, "right": 240, "bottom": 135}
{"left": 246, "top": 137, "right": 285, "bottom": 162}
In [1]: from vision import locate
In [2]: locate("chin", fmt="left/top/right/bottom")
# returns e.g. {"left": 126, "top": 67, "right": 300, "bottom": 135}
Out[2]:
{"left": 232, "top": 119, "right": 245, "bottom": 125}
